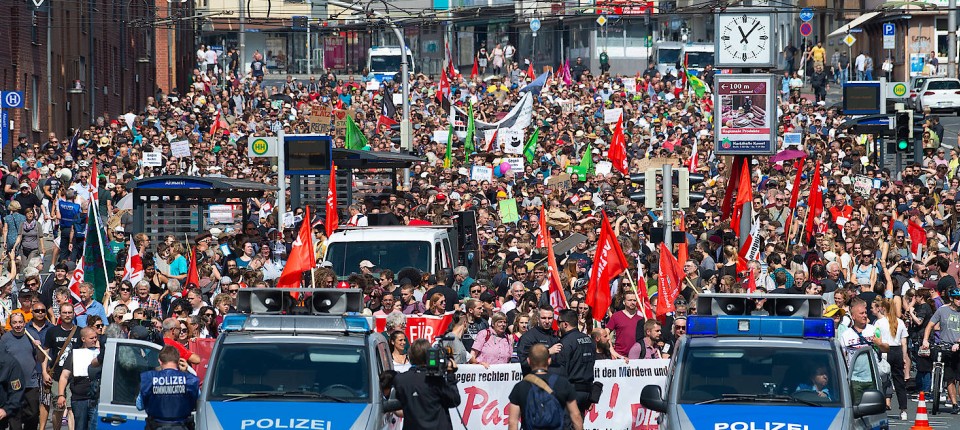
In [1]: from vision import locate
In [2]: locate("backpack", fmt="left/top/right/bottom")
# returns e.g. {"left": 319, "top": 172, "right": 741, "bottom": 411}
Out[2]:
{"left": 523, "top": 374, "right": 565, "bottom": 430}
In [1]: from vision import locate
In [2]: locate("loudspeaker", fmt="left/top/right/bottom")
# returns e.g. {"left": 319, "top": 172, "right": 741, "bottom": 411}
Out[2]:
{"left": 312, "top": 289, "right": 364, "bottom": 314}
{"left": 237, "top": 289, "right": 292, "bottom": 314}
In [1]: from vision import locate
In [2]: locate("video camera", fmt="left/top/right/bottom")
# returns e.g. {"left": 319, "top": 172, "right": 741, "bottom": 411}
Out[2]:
{"left": 425, "top": 335, "right": 456, "bottom": 377}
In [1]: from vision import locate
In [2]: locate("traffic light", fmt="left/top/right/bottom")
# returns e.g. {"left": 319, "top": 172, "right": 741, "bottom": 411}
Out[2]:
{"left": 895, "top": 110, "right": 913, "bottom": 152}
{"left": 676, "top": 168, "right": 706, "bottom": 208}
{"left": 630, "top": 168, "right": 658, "bottom": 208}
{"left": 292, "top": 15, "right": 308, "bottom": 30}
{"left": 389, "top": 123, "right": 402, "bottom": 147}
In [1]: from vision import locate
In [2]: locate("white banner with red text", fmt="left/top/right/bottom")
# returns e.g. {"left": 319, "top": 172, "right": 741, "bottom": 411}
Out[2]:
{"left": 390, "top": 359, "right": 669, "bottom": 430}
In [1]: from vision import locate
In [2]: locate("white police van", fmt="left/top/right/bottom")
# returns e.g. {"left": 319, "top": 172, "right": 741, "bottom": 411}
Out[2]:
{"left": 323, "top": 226, "right": 456, "bottom": 278}
{"left": 639, "top": 294, "right": 888, "bottom": 430}
{"left": 367, "top": 46, "right": 415, "bottom": 83}
{"left": 97, "top": 289, "right": 400, "bottom": 430}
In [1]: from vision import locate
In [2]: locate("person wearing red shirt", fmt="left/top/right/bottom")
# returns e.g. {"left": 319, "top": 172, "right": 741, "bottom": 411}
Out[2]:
{"left": 606, "top": 292, "right": 643, "bottom": 357}
{"left": 161, "top": 318, "right": 201, "bottom": 366}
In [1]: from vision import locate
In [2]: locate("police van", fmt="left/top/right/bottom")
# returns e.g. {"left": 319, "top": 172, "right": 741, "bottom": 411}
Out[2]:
{"left": 639, "top": 294, "right": 888, "bottom": 430}
{"left": 323, "top": 226, "right": 457, "bottom": 279}
{"left": 97, "top": 289, "right": 400, "bottom": 430}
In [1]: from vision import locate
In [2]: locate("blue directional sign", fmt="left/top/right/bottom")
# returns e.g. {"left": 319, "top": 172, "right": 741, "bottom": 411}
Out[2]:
{"left": 0, "top": 91, "right": 23, "bottom": 109}
{"left": 530, "top": 18, "right": 541, "bottom": 32}
{"left": 799, "top": 8, "right": 814, "bottom": 22}
{"left": 0, "top": 110, "right": 8, "bottom": 147}
{"left": 883, "top": 23, "right": 895, "bottom": 36}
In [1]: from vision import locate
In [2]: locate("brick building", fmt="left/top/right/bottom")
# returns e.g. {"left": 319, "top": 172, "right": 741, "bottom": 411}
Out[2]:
{"left": 0, "top": 0, "right": 168, "bottom": 153}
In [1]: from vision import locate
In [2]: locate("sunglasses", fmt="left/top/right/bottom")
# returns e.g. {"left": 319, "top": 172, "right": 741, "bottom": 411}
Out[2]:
{"left": 94, "top": 324, "right": 104, "bottom": 328}
{"left": 203, "top": 313, "right": 215, "bottom": 317}
{"left": 471, "top": 289, "right": 481, "bottom": 293}
{"left": 172, "top": 309, "right": 183, "bottom": 313}
{"left": 228, "top": 289, "right": 240, "bottom": 294}
{"left": 32, "top": 308, "right": 46, "bottom": 313}
{"left": 675, "top": 326, "right": 687, "bottom": 331}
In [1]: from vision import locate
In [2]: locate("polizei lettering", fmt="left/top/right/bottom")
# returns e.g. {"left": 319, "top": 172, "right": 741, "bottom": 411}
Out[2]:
{"left": 240, "top": 418, "right": 332, "bottom": 430}
{"left": 715, "top": 423, "right": 809, "bottom": 430}
{"left": 151, "top": 375, "right": 187, "bottom": 394}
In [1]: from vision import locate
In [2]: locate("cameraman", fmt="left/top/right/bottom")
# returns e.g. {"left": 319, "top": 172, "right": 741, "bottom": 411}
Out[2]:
{"left": 393, "top": 339, "right": 461, "bottom": 430}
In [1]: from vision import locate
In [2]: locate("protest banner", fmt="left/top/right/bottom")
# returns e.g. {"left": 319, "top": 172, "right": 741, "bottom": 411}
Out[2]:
{"left": 503, "top": 157, "right": 524, "bottom": 174}
{"left": 499, "top": 129, "right": 524, "bottom": 155}
{"left": 499, "top": 198, "right": 520, "bottom": 223}
{"left": 471, "top": 166, "right": 493, "bottom": 182}
{"left": 389, "top": 360, "right": 668, "bottom": 429}
{"left": 373, "top": 313, "right": 452, "bottom": 344}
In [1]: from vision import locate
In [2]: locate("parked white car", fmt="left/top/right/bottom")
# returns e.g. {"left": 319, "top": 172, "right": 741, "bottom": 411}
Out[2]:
{"left": 915, "top": 77, "right": 960, "bottom": 115}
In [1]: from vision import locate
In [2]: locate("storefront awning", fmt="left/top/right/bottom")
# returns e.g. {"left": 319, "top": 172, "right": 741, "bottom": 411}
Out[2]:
{"left": 828, "top": 11, "right": 881, "bottom": 37}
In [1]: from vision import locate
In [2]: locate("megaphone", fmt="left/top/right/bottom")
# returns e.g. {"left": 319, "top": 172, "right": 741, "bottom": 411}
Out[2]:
{"left": 312, "top": 289, "right": 364, "bottom": 314}
{"left": 237, "top": 289, "right": 291, "bottom": 314}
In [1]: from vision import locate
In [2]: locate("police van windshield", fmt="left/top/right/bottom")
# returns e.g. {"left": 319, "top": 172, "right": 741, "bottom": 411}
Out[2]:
{"left": 678, "top": 346, "right": 841, "bottom": 406}
{"left": 208, "top": 343, "right": 370, "bottom": 402}
{"left": 685, "top": 52, "right": 715, "bottom": 69}
{"left": 326, "top": 241, "right": 430, "bottom": 276}
{"left": 658, "top": 48, "right": 682, "bottom": 65}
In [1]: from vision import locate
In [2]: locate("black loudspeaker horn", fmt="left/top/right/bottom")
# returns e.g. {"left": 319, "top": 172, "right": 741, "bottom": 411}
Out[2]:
{"left": 312, "top": 289, "right": 364, "bottom": 314}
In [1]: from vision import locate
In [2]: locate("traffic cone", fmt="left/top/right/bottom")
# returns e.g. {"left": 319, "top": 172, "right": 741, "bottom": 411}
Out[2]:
{"left": 911, "top": 391, "right": 933, "bottom": 430}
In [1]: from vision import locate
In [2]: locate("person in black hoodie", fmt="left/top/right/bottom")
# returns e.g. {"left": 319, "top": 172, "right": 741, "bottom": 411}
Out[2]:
{"left": 393, "top": 339, "right": 460, "bottom": 430}
{"left": 516, "top": 305, "right": 561, "bottom": 374}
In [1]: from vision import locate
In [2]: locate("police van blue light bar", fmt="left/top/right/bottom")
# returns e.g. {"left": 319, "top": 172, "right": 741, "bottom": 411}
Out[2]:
{"left": 687, "top": 316, "right": 835, "bottom": 338}
{"left": 343, "top": 315, "right": 372, "bottom": 333}
{"left": 221, "top": 314, "right": 249, "bottom": 332}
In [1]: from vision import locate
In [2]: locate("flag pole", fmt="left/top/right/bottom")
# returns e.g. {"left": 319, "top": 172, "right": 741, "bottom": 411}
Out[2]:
{"left": 91, "top": 203, "right": 111, "bottom": 295}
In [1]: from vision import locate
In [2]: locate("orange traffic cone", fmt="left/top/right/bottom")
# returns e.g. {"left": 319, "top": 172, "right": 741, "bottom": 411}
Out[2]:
{"left": 911, "top": 391, "right": 933, "bottom": 430}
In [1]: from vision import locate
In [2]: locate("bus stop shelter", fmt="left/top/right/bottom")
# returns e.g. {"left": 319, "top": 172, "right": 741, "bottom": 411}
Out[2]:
{"left": 126, "top": 175, "right": 277, "bottom": 242}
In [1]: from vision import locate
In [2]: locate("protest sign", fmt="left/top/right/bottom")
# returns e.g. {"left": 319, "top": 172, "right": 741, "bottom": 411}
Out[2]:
{"left": 853, "top": 176, "right": 872, "bottom": 197}
{"left": 499, "top": 128, "right": 524, "bottom": 155}
{"left": 499, "top": 198, "right": 520, "bottom": 223}
{"left": 170, "top": 139, "right": 192, "bottom": 158}
{"left": 595, "top": 161, "right": 613, "bottom": 176}
{"left": 471, "top": 166, "right": 493, "bottom": 182}
{"left": 373, "top": 313, "right": 452, "bottom": 344}
{"left": 142, "top": 152, "right": 163, "bottom": 167}
{"left": 503, "top": 157, "right": 524, "bottom": 174}
{"left": 603, "top": 108, "right": 623, "bottom": 124}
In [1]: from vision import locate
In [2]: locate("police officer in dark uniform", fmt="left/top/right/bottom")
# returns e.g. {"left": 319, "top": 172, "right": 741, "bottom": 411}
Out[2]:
{"left": 516, "top": 305, "right": 561, "bottom": 374}
{"left": 137, "top": 346, "right": 199, "bottom": 430}
{"left": 0, "top": 347, "right": 24, "bottom": 429}
{"left": 553, "top": 309, "right": 597, "bottom": 415}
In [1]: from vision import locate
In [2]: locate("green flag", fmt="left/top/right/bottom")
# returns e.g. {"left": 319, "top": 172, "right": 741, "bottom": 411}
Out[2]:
{"left": 444, "top": 124, "right": 454, "bottom": 169}
{"left": 687, "top": 71, "right": 706, "bottom": 98}
{"left": 580, "top": 143, "right": 595, "bottom": 175}
{"left": 464, "top": 104, "right": 476, "bottom": 163}
{"left": 83, "top": 205, "right": 115, "bottom": 302}
{"left": 345, "top": 115, "right": 368, "bottom": 150}
{"left": 523, "top": 128, "right": 539, "bottom": 164}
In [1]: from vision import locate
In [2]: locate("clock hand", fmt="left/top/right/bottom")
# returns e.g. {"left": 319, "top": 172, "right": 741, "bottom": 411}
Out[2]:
{"left": 743, "top": 22, "right": 761, "bottom": 41}
{"left": 738, "top": 26, "right": 748, "bottom": 44}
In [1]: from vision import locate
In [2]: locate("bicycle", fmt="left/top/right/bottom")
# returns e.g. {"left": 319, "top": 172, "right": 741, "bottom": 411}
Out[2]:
{"left": 921, "top": 342, "right": 955, "bottom": 415}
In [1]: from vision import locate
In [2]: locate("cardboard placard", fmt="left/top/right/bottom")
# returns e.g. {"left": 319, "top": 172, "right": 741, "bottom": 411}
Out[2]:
{"left": 366, "top": 80, "right": 380, "bottom": 92}
{"left": 393, "top": 93, "right": 402, "bottom": 107}
{"left": 622, "top": 77, "right": 637, "bottom": 94}
{"left": 603, "top": 108, "right": 623, "bottom": 124}
{"left": 499, "top": 198, "right": 520, "bottom": 223}
{"left": 853, "top": 175, "right": 873, "bottom": 197}
{"left": 499, "top": 128, "right": 524, "bottom": 155}
{"left": 548, "top": 172, "right": 572, "bottom": 190}
{"left": 594, "top": 160, "right": 613, "bottom": 176}
{"left": 471, "top": 166, "right": 493, "bottom": 182}
{"left": 503, "top": 157, "right": 524, "bottom": 174}
{"left": 634, "top": 157, "right": 680, "bottom": 172}
{"left": 333, "top": 109, "right": 354, "bottom": 132}
{"left": 170, "top": 139, "right": 192, "bottom": 158}
{"left": 142, "top": 152, "right": 163, "bottom": 167}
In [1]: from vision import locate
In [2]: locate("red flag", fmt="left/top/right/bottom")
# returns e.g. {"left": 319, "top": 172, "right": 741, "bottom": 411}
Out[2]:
{"left": 721, "top": 156, "right": 745, "bottom": 220}
{"left": 907, "top": 219, "right": 926, "bottom": 254}
{"left": 527, "top": 63, "right": 536, "bottom": 80}
{"left": 542, "top": 215, "right": 567, "bottom": 313}
{"left": 67, "top": 256, "right": 87, "bottom": 315}
{"left": 89, "top": 159, "right": 99, "bottom": 202}
{"left": 278, "top": 205, "right": 317, "bottom": 293}
{"left": 470, "top": 56, "right": 479, "bottom": 79}
{"left": 783, "top": 157, "right": 805, "bottom": 244}
{"left": 636, "top": 260, "right": 654, "bottom": 319}
{"left": 687, "top": 140, "right": 699, "bottom": 171}
{"left": 677, "top": 213, "right": 688, "bottom": 270}
{"left": 325, "top": 167, "right": 339, "bottom": 237}
{"left": 209, "top": 109, "right": 228, "bottom": 137}
{"left": 731, "top": 159, "right": 752, "bottom": 237}
{"left": 657, "top": 243, "right": 681, "bottom": 321}
{"left": 185, "top": 246, "right": 200, "bottom": 288}
{"left": 803, "top": 160, "right": 824, "bottom": 242}
{"left": 535, "top": 206, "right": 548, "bottom": 249}
{"left": 737, "top": 218, "right": 760, "bottom": 274}
{"left": 745, "top": 269, "right": 757, "bottom": 293}
{"left": 586, "top": 212, "right": 629, "bottom": 322}
{"left": 437, "top": 70, "right": 449, "bottom": 103}
{"left": 485, "top": 126, "right": 500, "bottom": 152}
{"left": 335, "top": 98, "right": 344, "bottom": 109}
{"left": 608, "top": 114, "right": 628, "bottom": 175}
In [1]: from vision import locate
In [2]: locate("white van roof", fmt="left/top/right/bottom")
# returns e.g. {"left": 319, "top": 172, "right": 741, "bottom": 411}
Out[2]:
{"left": 327, "top": 226, "right": 448, "bottom": 243}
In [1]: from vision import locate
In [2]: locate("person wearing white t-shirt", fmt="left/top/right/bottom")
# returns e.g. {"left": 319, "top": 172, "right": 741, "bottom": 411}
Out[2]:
{"left": 874, "top": 298, "right": 909, "bottom": 420}
{"left": 204, "top": 47, "right": 218, "bottom": 74}
{"left": 839, "top": 298, "right": 888, "bottom": 402}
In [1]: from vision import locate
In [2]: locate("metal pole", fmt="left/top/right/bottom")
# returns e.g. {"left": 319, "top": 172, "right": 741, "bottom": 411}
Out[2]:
{"left": 307, "top": 10, "right": 312, "bottom": 75}
{"left": 277, "top": 128, "right": 286, "bottom": 227}
{"left": 663, "top": 164, "right": 673, "bottom": 251}
{"left": 950, "top": 0, "right": 957, "bottom": 78}
{"left": 239, "top": 0, "right": 246, "bottom": 77}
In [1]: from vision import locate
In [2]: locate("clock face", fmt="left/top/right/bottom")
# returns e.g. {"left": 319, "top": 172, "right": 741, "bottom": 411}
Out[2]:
{"left": 716, "top": 13, "right": 774, "bottom": 68}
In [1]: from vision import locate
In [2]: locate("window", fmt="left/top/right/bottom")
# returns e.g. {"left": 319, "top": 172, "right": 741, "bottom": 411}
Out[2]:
{"left": 849, "top": 350, "right": 878, "bottom": 404}
{"left": 30, "top": 76, "right": 39, "bottom": 130}
{"left": 325, "top": 241, "right": 430, "bottom": 276}
{"left": 928, "top": 79, "right": 960, "bottom": 90}
{"left": 113, "top": 344, "right": 160, "bottom": 405}
{"left": 208, "top": 344, "right": 370, "bottom": 401}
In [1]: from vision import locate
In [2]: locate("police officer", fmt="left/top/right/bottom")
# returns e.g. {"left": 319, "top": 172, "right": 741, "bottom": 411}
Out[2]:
{"left": 137, "top": 346, "right": 199, "bottom": 430}
{"left": 554, "top": 309, "right": 596, "bottom": 415}
{"left": 0, "top": 346, "right": 24, "bottom": 428}
{"left": 393, "top": 339, "right": 461, "bottom": 430}
{"left": 516, "top": 305, "right": 561, "bottom": 374}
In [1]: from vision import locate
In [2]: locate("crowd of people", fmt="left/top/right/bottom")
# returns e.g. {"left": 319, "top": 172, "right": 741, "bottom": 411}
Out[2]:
{"left": 0, "top": 44, "right": 955, "bottom": 427}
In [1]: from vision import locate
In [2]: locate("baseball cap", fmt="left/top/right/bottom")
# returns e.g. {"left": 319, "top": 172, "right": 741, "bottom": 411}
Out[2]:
{"left": 823, "top": 304, "right": 845, "bottom": 317}
{"left": 479, "top": 290, "right": 497, "bottom": 303}
{"left": 359, "top": 260, "right": 375, "bottom": 269}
